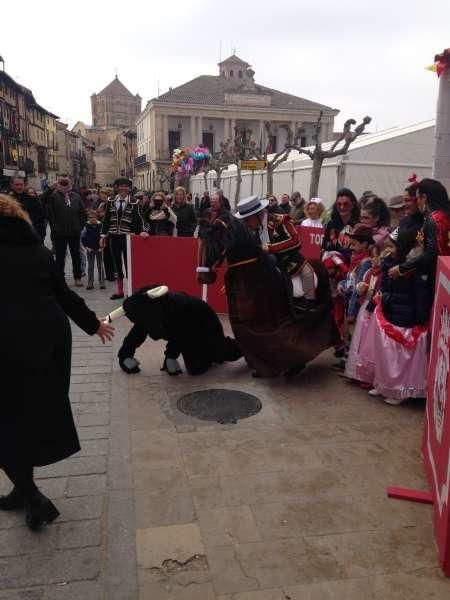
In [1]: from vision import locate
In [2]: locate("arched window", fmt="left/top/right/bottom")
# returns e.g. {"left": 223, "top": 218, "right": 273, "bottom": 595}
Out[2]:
{"left": 238, "top": 70, "right": 243, "bottom": 79}
{"left": 230, "top": 70, "right": 234, "bottom": 77}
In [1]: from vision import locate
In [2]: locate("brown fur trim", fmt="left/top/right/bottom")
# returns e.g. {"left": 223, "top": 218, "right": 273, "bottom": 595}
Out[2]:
{"left": 0, "top": 194, "right": 31, "bottom": 224}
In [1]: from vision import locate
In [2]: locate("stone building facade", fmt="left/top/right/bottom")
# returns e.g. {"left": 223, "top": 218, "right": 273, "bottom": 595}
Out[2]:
{"left": 91, "top": 76, "right": 141, "bottom": 129}
{"left": 56, "top": 122, "right": 95, "bottom": 188}
{"left": 135, "top": 55, "right": 339, "bottom": 190}
{"left": 0, "top": 69, "right": 59, "bottom": 190}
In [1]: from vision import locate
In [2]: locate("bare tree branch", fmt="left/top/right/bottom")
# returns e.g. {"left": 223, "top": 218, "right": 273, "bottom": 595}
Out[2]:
{"left": 284, "top": 114, "right": 372, "bottom": 198}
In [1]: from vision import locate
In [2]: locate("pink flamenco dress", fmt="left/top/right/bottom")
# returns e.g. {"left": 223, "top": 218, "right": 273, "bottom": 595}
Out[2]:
{"left": 344, "top": 268, "right": 382, "bottom": 381}
{"left": 358, "top": 296, "right": 428, "bottom": 402}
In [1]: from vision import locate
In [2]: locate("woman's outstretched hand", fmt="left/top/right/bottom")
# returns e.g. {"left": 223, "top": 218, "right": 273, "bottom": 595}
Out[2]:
{"left": 96, "top": 321, "right": 115, "bottom": 344}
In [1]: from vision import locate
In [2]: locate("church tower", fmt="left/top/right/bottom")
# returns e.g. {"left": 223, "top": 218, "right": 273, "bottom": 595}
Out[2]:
{"left": 91, "top": 76, "right": 141, "bottom": 129}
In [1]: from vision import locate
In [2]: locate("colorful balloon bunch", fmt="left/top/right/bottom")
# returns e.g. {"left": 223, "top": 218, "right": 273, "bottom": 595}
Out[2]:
{"left": 170, "top": 147, "right": 194, "bottom": 184}
{"left": 192, "top": 144, "right": 210, "bottom": 174}
{"left": 170, "top": 144, "right": 211, "bottom": 179}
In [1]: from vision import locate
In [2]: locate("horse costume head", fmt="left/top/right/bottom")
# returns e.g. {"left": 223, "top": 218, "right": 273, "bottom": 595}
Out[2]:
{"left": 197, "top": 212, "right": 262, "bottom": 285}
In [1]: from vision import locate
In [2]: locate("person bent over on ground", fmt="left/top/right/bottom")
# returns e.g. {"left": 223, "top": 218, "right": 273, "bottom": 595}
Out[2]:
{"left": 117, "top": 285, "right": 242, "bottom": 375}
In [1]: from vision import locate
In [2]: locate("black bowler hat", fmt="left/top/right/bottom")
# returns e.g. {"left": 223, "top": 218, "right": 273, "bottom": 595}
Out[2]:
{"left": 114, "top": 177, "right": 132, "bottom": 187}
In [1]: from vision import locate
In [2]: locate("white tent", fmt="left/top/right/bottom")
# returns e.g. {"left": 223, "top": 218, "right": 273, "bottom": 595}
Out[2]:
{"left": 190, "top": 120, "right": 435, "bottom": 207}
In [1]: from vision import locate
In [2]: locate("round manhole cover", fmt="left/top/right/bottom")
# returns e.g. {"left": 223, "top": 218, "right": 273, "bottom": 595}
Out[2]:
{"left": 177, "top": 389, "right": 262, "bottom": 424}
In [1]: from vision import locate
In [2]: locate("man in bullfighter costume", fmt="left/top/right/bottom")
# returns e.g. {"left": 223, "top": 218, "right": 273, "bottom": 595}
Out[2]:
{"left": 113, "top": 285, "right": 242, "bottom": 375}
{"left": 101, "top": 177, "right": 148, "bottom": 300}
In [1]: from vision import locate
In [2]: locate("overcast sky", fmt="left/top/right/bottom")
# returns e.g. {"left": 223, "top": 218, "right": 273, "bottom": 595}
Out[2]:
{"left": 2, "top": 0, "right": 449, "bottom": 132}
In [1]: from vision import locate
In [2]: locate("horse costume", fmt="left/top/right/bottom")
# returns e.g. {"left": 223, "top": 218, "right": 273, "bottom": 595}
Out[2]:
{"left": 197, "top": 197, "right": 339, "bottom": 377}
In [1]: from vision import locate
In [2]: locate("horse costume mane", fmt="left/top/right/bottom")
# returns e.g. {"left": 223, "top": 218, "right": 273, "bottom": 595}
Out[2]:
{"left": 201, "top": 214, "right": 262, "bottom": 267}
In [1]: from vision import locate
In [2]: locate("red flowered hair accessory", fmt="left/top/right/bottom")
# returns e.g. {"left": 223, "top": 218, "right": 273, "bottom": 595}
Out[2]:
{"left": 408, "top": 172, "right": 418, "bottom": 184}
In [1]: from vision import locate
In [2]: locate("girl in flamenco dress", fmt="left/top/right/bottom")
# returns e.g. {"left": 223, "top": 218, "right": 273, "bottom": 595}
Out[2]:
{"left": 344, "top": 244, "right": 383, "bottom": 383}
{"left": 359, "top": 229, "right": 431, "bottom": 405}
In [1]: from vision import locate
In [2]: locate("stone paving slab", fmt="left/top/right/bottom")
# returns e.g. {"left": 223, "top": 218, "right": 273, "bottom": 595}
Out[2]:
{"left": 1, "top": 280, "right": 450, "bottom": 599}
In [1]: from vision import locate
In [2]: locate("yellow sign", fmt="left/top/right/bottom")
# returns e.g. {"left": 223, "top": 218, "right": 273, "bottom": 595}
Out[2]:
{"left": 240, "top": 159, "right": 267, "bottom": 170}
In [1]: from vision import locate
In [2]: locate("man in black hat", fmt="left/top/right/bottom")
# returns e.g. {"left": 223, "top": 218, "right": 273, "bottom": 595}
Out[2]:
{"left": 101, "top": 178, "right": 148, "bottom": 299}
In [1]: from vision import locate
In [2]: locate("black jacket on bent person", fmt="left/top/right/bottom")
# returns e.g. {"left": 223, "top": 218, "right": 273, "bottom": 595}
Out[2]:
{"left": 0, "top": 217, "right": 99, "bottom": 469}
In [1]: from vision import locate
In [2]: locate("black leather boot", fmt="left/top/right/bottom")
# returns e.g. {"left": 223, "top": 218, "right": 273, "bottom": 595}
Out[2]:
{"left": 0, "top": 487, "right": 25, "bottom": 510}
{"left": 24, "top": 490, "right": 60, "bottom": 531}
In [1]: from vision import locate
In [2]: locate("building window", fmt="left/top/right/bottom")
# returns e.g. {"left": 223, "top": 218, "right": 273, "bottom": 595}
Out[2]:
{"left": 238, "top": 70, "right": 243, "bottom": 79}
{"left": 202, "top": 132, "right": 214, "bottom": 152}
{"left": 230, "top": 70, "right": 234, "bottom": 77}
{"left": 300, "top": 136, "right": 307, "bottom": 147}
{"left": 268, "top": 135, "right": 277, "bottom": 153}
{"left": 169, "top": 130, "right": 181, "bottom": 157}
{"left": 222, "top": 70, "right": 225, "bottom": 77}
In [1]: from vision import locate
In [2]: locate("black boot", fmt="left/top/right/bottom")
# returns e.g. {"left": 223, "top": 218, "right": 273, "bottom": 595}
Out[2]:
{"left": 24, "top": 490, "right": 60, "bottom": 531}
{"left": 0, "top": 487, "right": 24, "bottom": 510}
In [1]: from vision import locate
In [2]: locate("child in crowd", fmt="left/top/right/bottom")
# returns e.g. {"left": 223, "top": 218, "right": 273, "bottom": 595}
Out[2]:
{"left": 301, "top": 198, "right": 324, "bottom": 228}
{"left": 333, "top": 224, "right": 373, "bottom": 367}
{"left": 322, "top": 251, "right": 349, "bottom": 357}
{"left": 360, "top": 229, "right": 430, "bottom": 405}
{"left": 344, "top": 244, "right": 383, "bottom": 382}
{"left": 81, "top": 209, "right": 105, "bottom": 290}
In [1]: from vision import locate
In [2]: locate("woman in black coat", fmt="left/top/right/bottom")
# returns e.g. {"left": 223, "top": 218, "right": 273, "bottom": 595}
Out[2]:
{"left": 0, "top": 195, "right": 114, "bottom": 531}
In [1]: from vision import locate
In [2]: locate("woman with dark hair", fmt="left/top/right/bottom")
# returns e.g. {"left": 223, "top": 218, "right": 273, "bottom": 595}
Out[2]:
{"left": 360, "top": 196, "right": 391, "bottom": 245}
{"left": 0, "top": 194, "right": 114, "bottom": 530}
{"left": 322, "top": 188, "right": 360, "bottom": 263}
{"left": 388, "top": 178, "right": 450, "bottom": 288}
{"left": 398, "top": 181, "right": 424, "bottom": 234}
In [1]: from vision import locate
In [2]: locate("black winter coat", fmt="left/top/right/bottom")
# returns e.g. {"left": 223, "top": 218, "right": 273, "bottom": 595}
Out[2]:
{"left": 0, "top": 217, "right": 99, "bottom": 468}
{"left": 172, "top": 203, "right": 196, "bottom": 237}
{"left": 380, "top": 258, "right": 431, "bottom": 327}
{"left": 9, "top": 191, "right": 47, "bottom": 241}
{"left": 47, "top": 190, "right": 85, "bottom": 237}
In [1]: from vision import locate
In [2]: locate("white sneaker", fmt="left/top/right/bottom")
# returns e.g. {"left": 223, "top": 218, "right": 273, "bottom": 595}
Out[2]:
{"left": 368, "top": 388, "right": 382, "bottom": 397}
{"left": 384, "top": 397, "right": 405, "bottom": 406}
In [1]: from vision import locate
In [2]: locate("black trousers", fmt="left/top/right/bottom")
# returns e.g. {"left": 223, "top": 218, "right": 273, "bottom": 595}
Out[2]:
{"left": 103, "top": 242, "right": 115, "bottom": 281}
{"left": 2, "top": 464, "right": 37, "bottom": 497}
{"left": 54, "top": 234, "right": 82, "bottom": 279}
{"left": 109, "top": 235, "right": 127, "bottom": 280}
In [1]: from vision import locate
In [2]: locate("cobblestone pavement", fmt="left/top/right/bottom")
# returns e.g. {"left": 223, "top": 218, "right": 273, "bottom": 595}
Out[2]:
{"left": 1, "top": 281, "right": 450, "bottom": 599}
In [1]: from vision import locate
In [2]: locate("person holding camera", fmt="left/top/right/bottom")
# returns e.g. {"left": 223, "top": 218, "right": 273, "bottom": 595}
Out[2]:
{"left": 145, "top": 192, "right": 177, "bottom": 236}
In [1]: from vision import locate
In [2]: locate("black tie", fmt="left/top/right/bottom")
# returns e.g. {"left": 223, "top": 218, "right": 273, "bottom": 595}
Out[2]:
{"left": 118, "top": 201, "right": 124, "bottom": 219}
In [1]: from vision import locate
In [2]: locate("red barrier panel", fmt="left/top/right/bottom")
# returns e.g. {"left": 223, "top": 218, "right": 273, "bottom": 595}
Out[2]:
{"left": 127, "top": 235, "right": 228, "bottom": 313}
{"left": 423, "top": 257, "right": 450, "bottom": 576}
{"left": 297, "top": 226, "right": 324, "bottom": 260}
{"left": 127, "top": 229, "right": 324, "bottom": 314}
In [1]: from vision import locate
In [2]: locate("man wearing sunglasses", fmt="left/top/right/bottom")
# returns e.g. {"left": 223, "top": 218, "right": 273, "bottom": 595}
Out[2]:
{"left": 46, "top": 176, "right": 85, "bottom": 287}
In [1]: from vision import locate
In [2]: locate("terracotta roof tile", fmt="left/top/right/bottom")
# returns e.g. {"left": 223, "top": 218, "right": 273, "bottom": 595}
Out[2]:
{"left": 154, "top": 75, "right": 336, "bottom": 112}
{"left": 97, "top": 76, "right": 136, "bottom": 98}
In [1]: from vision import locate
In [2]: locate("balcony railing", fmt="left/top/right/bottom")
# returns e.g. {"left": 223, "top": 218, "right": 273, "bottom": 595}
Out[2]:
{"left": 134, "top": 154, "right": 149, "bottom": 167}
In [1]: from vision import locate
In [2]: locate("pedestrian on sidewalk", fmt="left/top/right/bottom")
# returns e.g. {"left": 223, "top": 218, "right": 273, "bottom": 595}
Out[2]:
{"left": 81, "top": 209, "right": 105, "bottom": 290}
{"left": 9, "top": 177, "right": 47, "bottom": 242}
{"left": 0, "top": 194, "right": 114, "bottom": 531}
{"left": 46, "top": 176, "right": 86, "bottom": 286}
